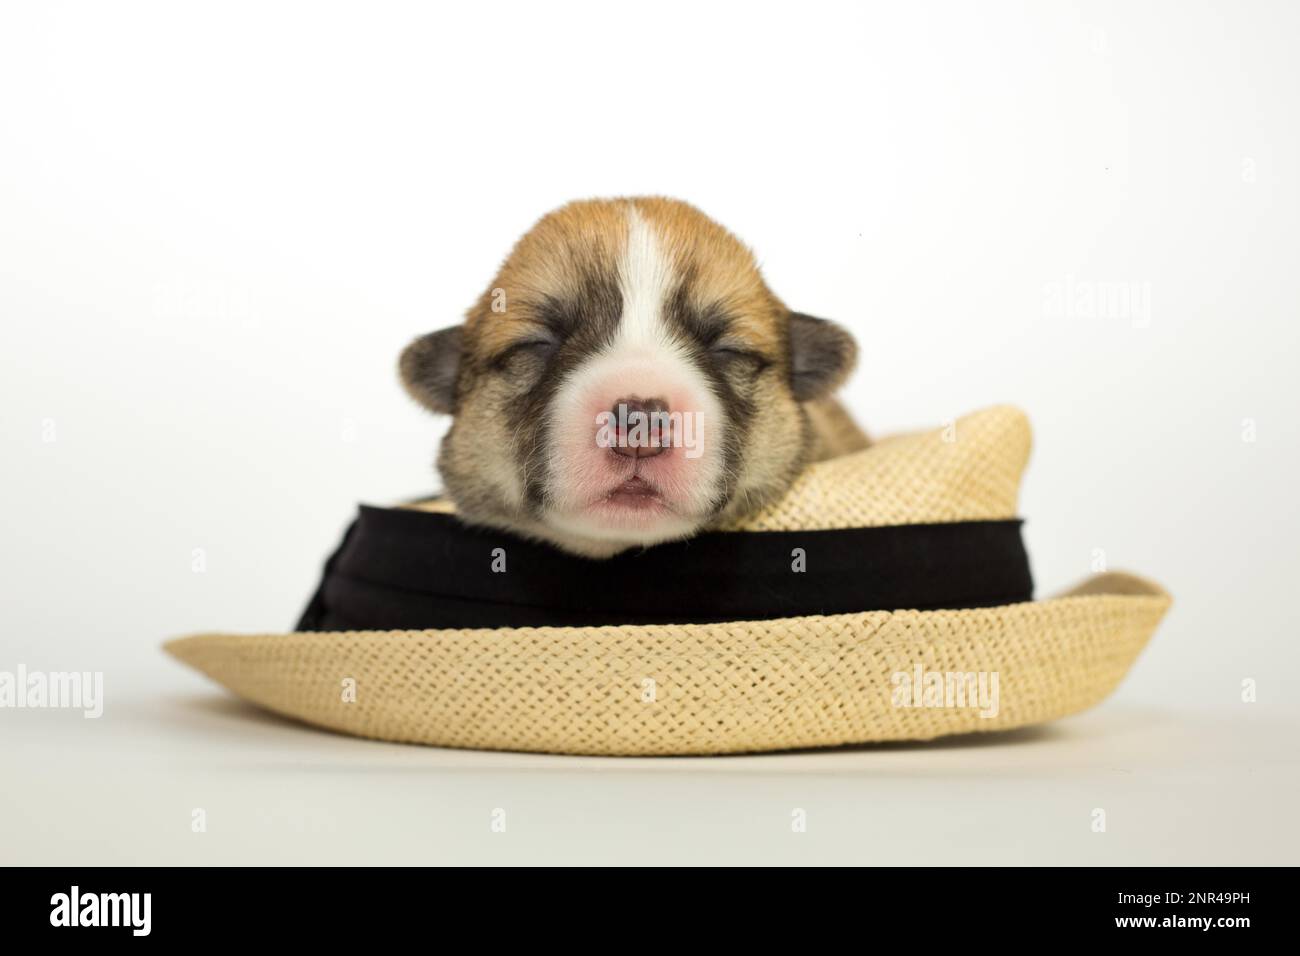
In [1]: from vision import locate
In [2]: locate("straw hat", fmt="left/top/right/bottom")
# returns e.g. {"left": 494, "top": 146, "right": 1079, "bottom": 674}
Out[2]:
{"left": 166, "top": 405, "right": 1170, "bottom": 755}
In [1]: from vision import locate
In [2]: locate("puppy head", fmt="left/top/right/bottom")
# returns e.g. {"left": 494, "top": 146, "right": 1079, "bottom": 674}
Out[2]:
{"left": 401, "top": 197, "right": 855, "bottom": 557}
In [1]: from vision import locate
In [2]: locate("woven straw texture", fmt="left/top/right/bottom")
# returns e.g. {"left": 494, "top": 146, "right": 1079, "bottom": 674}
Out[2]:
{"left": 166, "top": 573, "right": 1168, "bottom": 756}
{"left": 407, "top": 404, "right": 1032, "bottom": 530}
{"left": 165, "top": 404, "right": 1170, "bottom": 755}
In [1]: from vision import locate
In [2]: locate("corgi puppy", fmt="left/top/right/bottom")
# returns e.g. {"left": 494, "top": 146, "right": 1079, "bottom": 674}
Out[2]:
{"left": 400, "top": 197, "right": 864, "bottom": 557}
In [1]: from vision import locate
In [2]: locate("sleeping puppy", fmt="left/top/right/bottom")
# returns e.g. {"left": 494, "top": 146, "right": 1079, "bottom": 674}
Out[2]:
{"left": 400, "top": 197, "right": 864, "bottom": 558}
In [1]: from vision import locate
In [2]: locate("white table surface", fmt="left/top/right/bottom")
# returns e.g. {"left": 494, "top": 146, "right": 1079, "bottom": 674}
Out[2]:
{"left": 4, "top": 665, "right": 1295, "bottom": 866}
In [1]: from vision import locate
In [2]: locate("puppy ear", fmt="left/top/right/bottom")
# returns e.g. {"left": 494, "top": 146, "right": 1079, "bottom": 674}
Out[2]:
{"left": 788, "top": 312, "right": 857, "bottom": 401}
{"left": 399, "top": 326, "right": 464, "bottom": 415}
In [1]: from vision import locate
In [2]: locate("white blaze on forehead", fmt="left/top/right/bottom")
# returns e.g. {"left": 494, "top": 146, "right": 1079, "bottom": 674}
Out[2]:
{"left": 617, "top": 207, "right": 678, "bottom": 351}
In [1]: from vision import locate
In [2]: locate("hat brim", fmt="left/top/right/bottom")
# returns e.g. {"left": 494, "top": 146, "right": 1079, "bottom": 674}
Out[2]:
{"left": 165, "top": 571, "right": 1170, "bottom": 756}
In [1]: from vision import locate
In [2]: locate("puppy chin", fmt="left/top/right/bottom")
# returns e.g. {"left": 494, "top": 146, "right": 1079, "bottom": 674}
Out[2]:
{"left": 544, "top": 504, "right": 704, "bottom": 552}
{"left": 542, "top": 447, "right": 722, "bottom": 555}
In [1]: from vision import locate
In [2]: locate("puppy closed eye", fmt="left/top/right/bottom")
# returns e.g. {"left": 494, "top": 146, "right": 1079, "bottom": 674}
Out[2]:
{"left": 491, "top": 338, "right": 557, "bottom": 371}
{"left": 710, "top": 344, "right": 771, "bottom": 376}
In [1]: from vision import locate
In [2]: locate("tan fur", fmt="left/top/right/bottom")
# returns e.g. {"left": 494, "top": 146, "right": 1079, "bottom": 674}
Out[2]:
{"left": 460, "top": 200, "right": 624, "bottom": 359}
{"left": 806, "top": 398, "right": 871, "bottom": 461}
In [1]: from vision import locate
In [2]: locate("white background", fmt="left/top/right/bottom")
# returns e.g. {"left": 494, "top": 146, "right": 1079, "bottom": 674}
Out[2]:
{"left": 1, "top": 0, "right": 1297, "bottom": 865}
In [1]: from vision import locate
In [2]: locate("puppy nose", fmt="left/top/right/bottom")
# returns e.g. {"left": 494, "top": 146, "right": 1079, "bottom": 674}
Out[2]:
{"left": 609, "top": 397, "right": 669, "bottom": 458}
